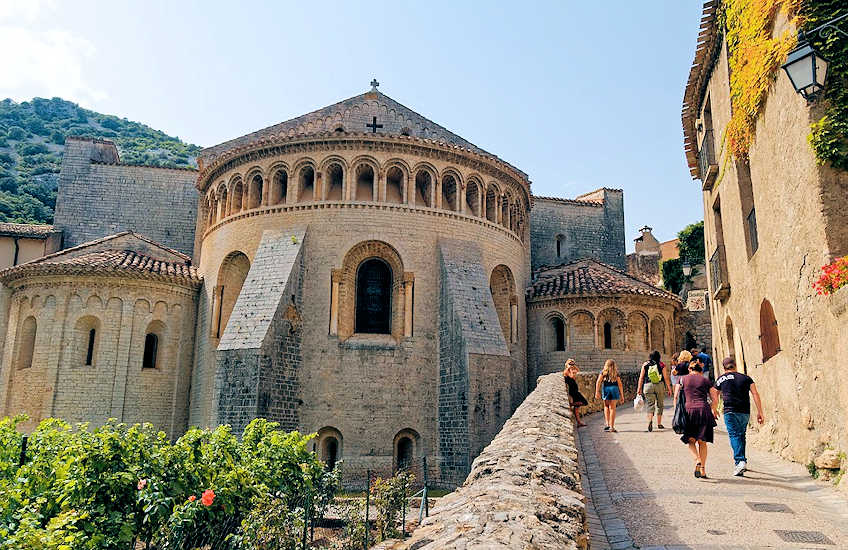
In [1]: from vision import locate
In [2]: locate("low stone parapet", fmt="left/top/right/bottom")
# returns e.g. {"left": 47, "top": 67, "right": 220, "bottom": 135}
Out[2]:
{"left": 374, "top": 372, "right": 588, "bottom": 549}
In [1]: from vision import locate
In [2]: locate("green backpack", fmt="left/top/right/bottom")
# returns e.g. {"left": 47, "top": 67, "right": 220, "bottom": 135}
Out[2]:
{"left": 647, "top": 362, "right": 662, "bottom": 384}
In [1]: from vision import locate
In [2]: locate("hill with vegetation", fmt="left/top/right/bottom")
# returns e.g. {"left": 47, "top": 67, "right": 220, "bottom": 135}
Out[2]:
{"left": 0, "top": 97, "right": 201, "bottom": 224}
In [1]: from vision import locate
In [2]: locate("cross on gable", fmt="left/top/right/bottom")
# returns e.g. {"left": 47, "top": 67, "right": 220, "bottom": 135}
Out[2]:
{"left": 370, "top": 78, "right": 380, "bottom": 91}
{"left": 366, "top": 116, "right": 383, "bottom": 133}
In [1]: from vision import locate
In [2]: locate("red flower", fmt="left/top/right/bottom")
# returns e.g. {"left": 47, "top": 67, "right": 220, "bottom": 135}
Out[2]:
{"left": 813, "top": 256, "right": 848, "bottom": 296}
{"left": 137, "top": 479, "right": 147, "bottom": 490}
{"left": 201, "top": 489, "right": 215, "bottom": 506}
{"left": 188, "top": 495, "right": 196, "bottom": 502}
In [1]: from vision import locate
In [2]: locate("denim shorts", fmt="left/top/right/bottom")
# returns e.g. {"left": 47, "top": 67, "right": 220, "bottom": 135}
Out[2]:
{"left": 602, "top": 385, "right": 620, "bottom": 401}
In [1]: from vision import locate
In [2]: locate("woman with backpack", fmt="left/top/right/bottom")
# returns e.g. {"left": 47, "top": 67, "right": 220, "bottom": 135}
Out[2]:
{"left": 637, "top": 351, "right": 672, "bottom": 432}
{"left": 595, "top": 359, "right": 625, "bottom": 432}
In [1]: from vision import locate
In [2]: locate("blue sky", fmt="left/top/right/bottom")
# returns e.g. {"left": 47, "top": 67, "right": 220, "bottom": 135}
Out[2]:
{"left": 0, "top": 0, "right": 705, "bottom": 250}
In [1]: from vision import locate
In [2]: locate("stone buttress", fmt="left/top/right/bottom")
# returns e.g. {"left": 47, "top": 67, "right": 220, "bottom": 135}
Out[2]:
{"left": 214, "top": 228, "right": 306, "bottom": 434}
{"left": 438, "top": 239, "right": 512, "bottom": 485}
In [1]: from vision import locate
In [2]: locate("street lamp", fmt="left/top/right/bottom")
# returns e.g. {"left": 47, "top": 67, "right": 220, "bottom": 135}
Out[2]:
{"left": 682, "top": 260, "right": 692, "bottom": 277}
{"left": 781, "top": 14, "right": 847, "bottom": 101}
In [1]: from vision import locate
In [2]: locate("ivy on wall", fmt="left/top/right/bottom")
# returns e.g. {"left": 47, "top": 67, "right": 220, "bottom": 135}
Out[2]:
{"left": 723, "top": 0, "right": 801, "bottom": 160}
{"left": 804, "top": 2, "right": 848, "bottom": 170}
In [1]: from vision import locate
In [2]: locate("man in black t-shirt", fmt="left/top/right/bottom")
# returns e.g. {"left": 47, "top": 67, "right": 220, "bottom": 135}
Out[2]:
{"left": 715, "top": 357, "right": 765, "bottom": 476}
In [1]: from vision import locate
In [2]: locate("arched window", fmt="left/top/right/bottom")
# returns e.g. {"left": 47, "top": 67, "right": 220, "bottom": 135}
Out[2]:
{"left": 603, "top": 322, "right": 612, "bottom": 349}
{"left": 213, "top": 252, "right": 251, "bottom": 338}
{"left": 322, "top": 437, "right": 339, "bottom": 470}
{"left": 552, "top": 317, "right": 565, "bottom": 351}
{"left": 415, "top": 170, "right": 432, "bottom": 207}
{"left": 317, "top": 427, "right": 342, "bottom": 471}
{"left": 386, "top": 166, "right": 404, "bottom": 203}
{"left": 441, "top": 174, "right": 458, "bottom": 211}
{"left": 271, "top": 170, "right": 288, "bottom": 204}
{"left": 393, "top": 429, "right": 419, "bottom": 472}
{"left": 465, "top": 181, "right": 480, "bottom": 216}
{"left": 627, "top": 312, "right": 649, "bottom": 351}
{"left": 298, "top": 166, "right": 315, "bottom": 202}
{"left": 325, "top": 163, "right": 343, "bottom": 201}
{"left": 142, "top": 333, "right": 159, "bottom": 369}
{"left": 556, "top": 235, "right": 565, "bottom": 259}
{"left": 16, "top": 316, "right": 36, "bottom": 370}
{"left": 355, "top": 258, "right": 392, "bottom": 334}
{"left": 485, "top": 186, "right": 498, "bottom": 222}
{"left": 217, "top": 186, "right": 228, "bottom": 220}
{"left": 396, "top": 437, "right": 413, "bottom": 470}
{"left": 760, "top": 299, "right": 780, "bottom": 362}
{"left": 490, "top": 265, "right": 516, "bottom": 343}
{"left": 230, "top": 179, "right": 243, "bottom": 215}
{"left": 355, "top": 164, "right": 374, "bottom": 201}
{"left": 650, "top": 316, "right": 666, "bottom": 353}
{"left": 85, "top": 329, "right": 96, "bottom": 366}
{"left": 248, "top": 174, "right": 263, "bottom": 209}
{"left": 598, "top": 309, "right": 624, "bottom": 350}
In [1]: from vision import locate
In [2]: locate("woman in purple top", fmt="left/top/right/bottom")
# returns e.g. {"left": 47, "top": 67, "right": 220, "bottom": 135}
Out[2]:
{"left": 674, "top": 361, "right": 720, "bottom": 479}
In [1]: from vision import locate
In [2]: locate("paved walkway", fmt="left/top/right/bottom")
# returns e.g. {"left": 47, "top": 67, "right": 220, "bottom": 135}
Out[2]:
{"left": 577, "top": 403, "right": 848, "bottom": 550}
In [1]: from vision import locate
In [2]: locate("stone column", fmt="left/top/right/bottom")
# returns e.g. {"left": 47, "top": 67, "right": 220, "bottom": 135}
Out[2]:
{"left": 593, "top": 315, "right": 599, "bottom": 349}
{"left": 329, "top": 269, "right": 342, "bottom": 335}
{"left": 315, "top": 171, "right": 323, "bottom": 201}
{"left": 378, "top": 170, "right": 386, "bottom": 202}
{"left": 459, "top": 184, "right": 466, "bottom": 214}
{"left": 510, "top": 295, "right": 518, "bottom": 344}
{"left": 435, "top": 176, "right": 442, "bottom": 209}
{"left": 403, "top": 273, "right": 415, "bottom": 337}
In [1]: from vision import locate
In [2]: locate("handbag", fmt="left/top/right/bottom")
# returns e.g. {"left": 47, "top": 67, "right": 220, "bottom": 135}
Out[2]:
{"left": 672, "top": 380, "right": 688, "bottom": 434}
{"left": 633, "top": 394, "right": 645, "bottom": 412}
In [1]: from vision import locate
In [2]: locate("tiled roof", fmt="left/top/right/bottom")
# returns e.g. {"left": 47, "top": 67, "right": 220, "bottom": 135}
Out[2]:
{"left": 527, "top": 259, "right": 681, "bottom": 302}
{"left": 532, "top": 195, "right": 604, "bottom": 206}
{"left": 0, "top": 231, "right": 200, "bottom": 287}
{"left": 0, "top": 223, "right": 55, "bottom": 239}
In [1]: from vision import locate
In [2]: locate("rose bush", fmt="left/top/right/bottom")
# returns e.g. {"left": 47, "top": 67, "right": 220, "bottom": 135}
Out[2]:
{"left": 0, "top": 417, "right": 333, "bottom": 550}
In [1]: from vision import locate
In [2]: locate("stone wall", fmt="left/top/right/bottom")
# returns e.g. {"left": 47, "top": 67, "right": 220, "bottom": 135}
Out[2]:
{"left": 530, "top": 190, "right": 625, "bottom": 272}
{"left": 694, "top": 13, "right": 848, "bottom": 464}
{"left": 0, "top": 276, "right": 197, "bottom": 438}
{"left": 373, "top": 372, "right": 588, "bottom": 550}
{"left": 214, "top": 229, "right": 305, "bottom": 434}
{"left": 54, "top": 137, "right": 198, "bottom": 256}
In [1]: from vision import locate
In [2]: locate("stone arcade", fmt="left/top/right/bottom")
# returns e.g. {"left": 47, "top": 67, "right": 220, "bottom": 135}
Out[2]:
{"left": 0, "top": 85, "right": 682, "bottom": 486}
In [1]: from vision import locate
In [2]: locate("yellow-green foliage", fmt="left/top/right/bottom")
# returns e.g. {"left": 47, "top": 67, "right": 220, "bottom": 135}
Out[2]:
{"left": 724, "top": 0, "right": 801, "bottom": 159}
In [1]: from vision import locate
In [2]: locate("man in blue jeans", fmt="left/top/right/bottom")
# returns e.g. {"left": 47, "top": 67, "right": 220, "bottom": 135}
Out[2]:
{"left": 715, "top": 357, "right": 765, "bottom": 476}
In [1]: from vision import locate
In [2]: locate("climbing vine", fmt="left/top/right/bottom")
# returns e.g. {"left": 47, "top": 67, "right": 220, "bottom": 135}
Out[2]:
{"left": 803, "top": 2, "right": 848, "bottom": 170}
{"left": 723, "top": 0, "right": 801, "bottom": 159}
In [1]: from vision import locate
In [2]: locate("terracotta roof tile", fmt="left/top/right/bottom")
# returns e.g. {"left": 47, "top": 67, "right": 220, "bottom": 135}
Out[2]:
{"left": 0, "top": 223, "right": 55, "bottom": 238}
{"left": 527, "top": 258, "right": 681, "bottom": 302}
{"left": 0, "top": 231, "right": 200, "bottom": 287}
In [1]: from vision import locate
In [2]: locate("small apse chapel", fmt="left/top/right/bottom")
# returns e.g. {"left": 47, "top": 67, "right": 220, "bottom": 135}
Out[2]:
{"left": 0, "top": 83, "right": 681, "bottom": 486}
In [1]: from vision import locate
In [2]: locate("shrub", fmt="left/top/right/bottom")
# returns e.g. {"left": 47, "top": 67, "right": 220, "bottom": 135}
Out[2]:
{"left": 0, "top": 417, "right": 328, "bottom": 550}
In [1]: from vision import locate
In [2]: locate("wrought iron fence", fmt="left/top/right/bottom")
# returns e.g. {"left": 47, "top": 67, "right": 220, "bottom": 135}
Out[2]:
{"left": 698, "top": 129, "right": 716, "bottom": 182}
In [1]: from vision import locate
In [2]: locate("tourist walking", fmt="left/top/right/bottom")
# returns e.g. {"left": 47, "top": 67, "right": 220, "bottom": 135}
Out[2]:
{"left": 563, "top": 359, "right": 589, "bottom": 427}
{"left": 696, "top": 347, "right": 715, "bottom": 383}
{"left": 673, "top": 350, "right": 692, "bottom": 380}
{"left": 715, "top": 357, "right": 765, "bottom": 476}
{"left": 674, "top": 360, "right": 719, "bottom": 478}
{"left": 595, "top": 359, "right": 624, "bottom": 432}
{"left": 637, "top": 351, "right": 672, "bottom": 431}
{"left": 669, "top": 352, "right": 681, "bottom": 386}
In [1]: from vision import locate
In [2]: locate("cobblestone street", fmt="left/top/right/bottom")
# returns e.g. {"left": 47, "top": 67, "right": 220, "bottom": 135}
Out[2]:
{"left": 578, "top": 403, "right": 848, "bottom": 550}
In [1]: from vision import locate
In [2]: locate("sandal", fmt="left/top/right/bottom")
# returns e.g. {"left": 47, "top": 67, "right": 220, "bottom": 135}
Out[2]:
{"left": 700, "top": 466, "right": 708, "bottom": 479}
{"left": 694, "top": 462, "right": 702, "bottom": 478}
{"left": 609, "top": 428, "right": 618, "bottom": 433}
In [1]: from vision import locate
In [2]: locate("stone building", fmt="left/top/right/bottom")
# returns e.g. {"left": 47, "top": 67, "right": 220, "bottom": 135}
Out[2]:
{"left": 683, "top": 3, "right": 848, "bottom": 463}
{"left": 0, "top": 84, "right": 685, "bottom": 486}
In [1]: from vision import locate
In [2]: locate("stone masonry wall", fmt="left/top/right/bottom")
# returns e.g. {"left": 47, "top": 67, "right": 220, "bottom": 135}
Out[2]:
{"left": 438, "top": 239, "right": 511, "bottom": 486}
{"left": 54, "top": 138, "right": 199, "bottom": 256}
{"left": 697, "top": 15, "right": 848, "bottom": 465}
{"left": 530, "top": 190, "right": 626, "bottom": 272}
{"left": 374, "top": 373, "right": 588, "bottom": 550}
{"left": 214, "top": 229, "right": 305, "bottom": 434}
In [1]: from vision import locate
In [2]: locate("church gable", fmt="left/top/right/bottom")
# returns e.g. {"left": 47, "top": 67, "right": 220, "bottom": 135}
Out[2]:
{"left": 199, "top": 84, "right": 525, "bottom": 177}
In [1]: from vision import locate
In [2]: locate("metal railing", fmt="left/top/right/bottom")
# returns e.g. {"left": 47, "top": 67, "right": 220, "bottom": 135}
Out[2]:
{"left": 710, "top": 245, "right": 730, "bottom": 300}
{"left": 698, "top": 130, "right": 718, "bottom": 188}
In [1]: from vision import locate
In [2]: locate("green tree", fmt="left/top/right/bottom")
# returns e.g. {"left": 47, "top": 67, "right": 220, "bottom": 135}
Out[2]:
{"left": 677, "top": 221, "right": 705, "bottom": 265}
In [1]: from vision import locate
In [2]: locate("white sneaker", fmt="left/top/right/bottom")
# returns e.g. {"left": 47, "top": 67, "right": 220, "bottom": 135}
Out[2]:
{"left": 733, "top": 461, "right": 747, "bottom": 476}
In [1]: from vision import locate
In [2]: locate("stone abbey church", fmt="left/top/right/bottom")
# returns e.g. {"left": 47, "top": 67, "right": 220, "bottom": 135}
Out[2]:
{"left": 0, "top": 85, "right": 681, "bottom": 485}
